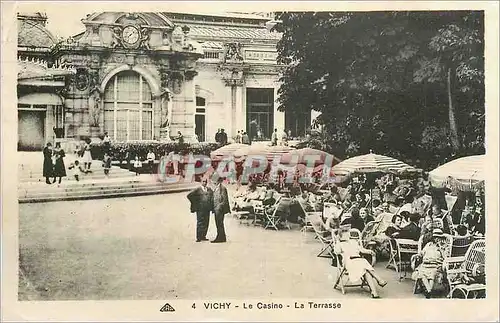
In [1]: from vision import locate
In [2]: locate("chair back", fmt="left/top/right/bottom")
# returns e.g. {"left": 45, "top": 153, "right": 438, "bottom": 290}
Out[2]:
{"left": 324, "top": 202, "right": 343, "bottom": 220}
{"left": 361, "top": 220, "right": 377, "bottom": 243}
{"left": 463, "top": 239, "right": 486, "bottom": 273}
{"left": 350, "top": 228, "right": 362, "bottom": 241}
{"left": 451, "top": 235, "right": 473, "bottom": 257}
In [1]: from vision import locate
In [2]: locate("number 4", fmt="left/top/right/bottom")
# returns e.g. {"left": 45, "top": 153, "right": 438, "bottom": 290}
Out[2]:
{"left": 192, "top": 303, "right": 196, "bottom": 309}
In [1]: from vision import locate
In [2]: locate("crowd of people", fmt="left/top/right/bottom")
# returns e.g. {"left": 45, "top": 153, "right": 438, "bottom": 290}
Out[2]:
{"left": 227, "top": 169, "right": 485, "bottom": 298}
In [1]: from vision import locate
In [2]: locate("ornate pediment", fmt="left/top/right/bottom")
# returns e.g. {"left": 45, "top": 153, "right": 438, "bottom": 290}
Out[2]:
{"left": 58, "top": 12, "right": 202, "bottom": 56}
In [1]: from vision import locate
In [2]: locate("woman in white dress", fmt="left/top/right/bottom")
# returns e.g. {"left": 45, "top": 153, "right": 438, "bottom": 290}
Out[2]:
{"left": 82, "top": 140, "right": 93, "bottom": 171}
{"left": 334, "top": 229, "right": 387, "bottom": 298}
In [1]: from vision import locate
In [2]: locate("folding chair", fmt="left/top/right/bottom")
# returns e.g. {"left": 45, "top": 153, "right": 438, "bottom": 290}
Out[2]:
{"left": 298, "top": 199, "right": 320, "bottom": 238}
{"left": 386, "top": 238, "right": 419, "bottom": 280}
{"left": 263, "top": 196, "right": 291, "bottom": 230}
{"left": 333, "top": 233, "right": 376, "bottom": 295}
{"left": 361, "top": 220, "right": 378, "bottom": 249}
{"left": 310, "top": 216, "right": 337, "bottom": 258}
{"left": 251, "top": 200, "right": 265, "bottom": 226}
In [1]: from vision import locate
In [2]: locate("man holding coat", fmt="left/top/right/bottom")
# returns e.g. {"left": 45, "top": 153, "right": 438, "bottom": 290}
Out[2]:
{"left": 187, "top": 178, "right": 214, "bottom": 242}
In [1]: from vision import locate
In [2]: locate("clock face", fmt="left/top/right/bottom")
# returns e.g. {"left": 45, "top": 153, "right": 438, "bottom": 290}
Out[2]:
{"left": 122, "top": 25, "right": 140, "bottom": 45}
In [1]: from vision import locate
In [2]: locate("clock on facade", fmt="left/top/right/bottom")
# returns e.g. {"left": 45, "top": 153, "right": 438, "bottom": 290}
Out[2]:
{"left": 122, "top": 25, "right": 140, "bottom": 46}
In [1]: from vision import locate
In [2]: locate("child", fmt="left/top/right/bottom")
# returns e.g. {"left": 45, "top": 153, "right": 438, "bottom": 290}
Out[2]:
{"left": 102, "top": 152, "right": 112, "bottom": 178}
{"left": 68, "top": 160, "right": 87, "bottom": 182}
{"left": 133, "top": 156, "right": 142, "bottom": 176}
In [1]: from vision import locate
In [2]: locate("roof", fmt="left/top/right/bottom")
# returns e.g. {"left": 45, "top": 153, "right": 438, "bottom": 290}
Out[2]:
{"left": 164, "top": 11, "right": 271, "bottom": 20}
{"left": 187, "top": 25, "right": 281, "bottom": 42}
{"left": 18, "top": 58, "right": 75, "bottom": 81}
{"left": 18, "top": 16, "right": 57, "bottom": 49}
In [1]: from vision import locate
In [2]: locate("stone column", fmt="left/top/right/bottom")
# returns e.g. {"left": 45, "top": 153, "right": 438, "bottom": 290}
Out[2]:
{"left": 273, "top": 87, "right": 285, "bottom": 132}
{"left": 170, "top": 71, "right": 197, "bottom": 142}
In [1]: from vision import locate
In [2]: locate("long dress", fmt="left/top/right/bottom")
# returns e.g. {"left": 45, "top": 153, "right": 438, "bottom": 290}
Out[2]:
{"left": 42, "top": 147, "right": 53, "bottom": 178}
{"left": 53, "top": 148, "right": 67, "bottom": 177}
{"left": 336, "top": 240, "right": 374, "bottom": 282}
{"left": 82, "top": 143, "right": 93, "bottom": 163}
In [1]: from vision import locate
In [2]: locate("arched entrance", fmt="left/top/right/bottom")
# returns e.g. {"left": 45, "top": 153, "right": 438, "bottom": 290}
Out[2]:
{"left": 103, "top": 70, "right": 154, "bottom": 141}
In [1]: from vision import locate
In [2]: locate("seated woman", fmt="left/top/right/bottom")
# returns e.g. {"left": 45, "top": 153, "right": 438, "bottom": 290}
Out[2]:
{"left": 412, "top": 228, "right": 449, "bottom": 298}
{"left": 385, "top": 214, "right": 403, "bottom": 237}
{"left": 365, "top": 214, "right": 403, "bottom": 258}
{"left": 334, "top": 229, "right": 387, "bottom": 298}
{"left": 360, "top": 207, "right": 375, "bottom": 225}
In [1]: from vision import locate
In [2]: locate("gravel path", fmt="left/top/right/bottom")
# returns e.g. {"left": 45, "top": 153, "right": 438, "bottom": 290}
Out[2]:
{"left": 19, "top": 193, "right": 417, "bottom": 300}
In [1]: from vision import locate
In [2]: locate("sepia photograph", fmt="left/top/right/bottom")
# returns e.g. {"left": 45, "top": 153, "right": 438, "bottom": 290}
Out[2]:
{"left": 2, "top": 1, "right": 499, "bottom": 322}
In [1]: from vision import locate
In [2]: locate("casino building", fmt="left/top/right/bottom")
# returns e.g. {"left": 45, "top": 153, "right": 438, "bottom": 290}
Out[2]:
{"left": 17, "top": 11, "right": 314, "bottom": 150}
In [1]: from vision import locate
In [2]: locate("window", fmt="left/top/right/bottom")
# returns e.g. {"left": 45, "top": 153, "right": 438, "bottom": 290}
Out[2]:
{"left": 103, "top": 71, "right": 153, "bottom": 141}
{"left": 195, "top": 96, "right": 206, "bottom": 142}
{"left": 246, "top": 88, "right": 274, "bottom": 141}
{"left": 203, "top": 52, "right": 220, "bottom": 59}
{"left": 285, "top": 111, "right": 311, "bottom": 139}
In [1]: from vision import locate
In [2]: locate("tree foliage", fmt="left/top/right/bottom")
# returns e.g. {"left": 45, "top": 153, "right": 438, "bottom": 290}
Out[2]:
{"left": 276, "top": 11, "right": 484, "bottom": 169}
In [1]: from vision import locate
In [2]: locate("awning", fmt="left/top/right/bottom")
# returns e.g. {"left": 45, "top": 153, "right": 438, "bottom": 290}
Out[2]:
{"left": 18, "top": 93, "right": 63, "bottom": 106}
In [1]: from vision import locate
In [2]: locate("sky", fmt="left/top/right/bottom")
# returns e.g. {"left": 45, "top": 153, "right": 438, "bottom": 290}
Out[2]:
{"left": 20, "top": 2, "right": 269, "bottom": 40}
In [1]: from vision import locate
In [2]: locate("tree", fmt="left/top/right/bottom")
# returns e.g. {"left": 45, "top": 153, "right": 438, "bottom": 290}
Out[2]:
{"left": 276, "top": 11, "right": 484, "bottom": 168}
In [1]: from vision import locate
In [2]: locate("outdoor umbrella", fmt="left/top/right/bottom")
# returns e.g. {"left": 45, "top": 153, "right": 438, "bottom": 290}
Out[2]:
{"left": 332, "top": 152, "right": 416, "bottom": 176}
{"left": 266, "top": 145, "right": 296, "bottom": 162}
{"left": 280, "top": 147, "right": 341, "bottom": 166}
{"left": 233, "top": 145, "right": 269, "bottom": 162}
{"left": 429, "top": 155, "right": 485, "bottom": 191}
{"left": 210, "top": 143, "right": 249, "bottom": 162}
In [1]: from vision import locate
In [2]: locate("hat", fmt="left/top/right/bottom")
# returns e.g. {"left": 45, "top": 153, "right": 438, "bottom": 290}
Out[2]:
{"left": 432, "top": 228, "right": 445, "bottom": 237}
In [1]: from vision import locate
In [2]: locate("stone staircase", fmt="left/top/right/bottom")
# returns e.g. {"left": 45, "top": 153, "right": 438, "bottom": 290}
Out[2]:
{"left": 18, "top": 152, "right": 198, "bottom": 203}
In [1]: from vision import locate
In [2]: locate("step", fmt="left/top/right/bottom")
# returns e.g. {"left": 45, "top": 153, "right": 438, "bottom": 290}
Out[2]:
{"left": 19, "top": 171, "right": 136, "bottom": 182}
{"left": 18, "top": 179, "right": 190, "bottom": 195}
{"left": 19, "top": 182, "right": 190, "bottom": 198}
{"left": 18, "top": 182, "right": 198, "bottom": 203}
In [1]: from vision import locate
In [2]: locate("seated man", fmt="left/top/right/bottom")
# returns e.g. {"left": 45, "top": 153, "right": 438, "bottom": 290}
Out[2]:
{"left": 396, "top": 213, "right": 421, "bottom": 241}
{"left": 334, "top": 229, "right": 387, "bottom": 298}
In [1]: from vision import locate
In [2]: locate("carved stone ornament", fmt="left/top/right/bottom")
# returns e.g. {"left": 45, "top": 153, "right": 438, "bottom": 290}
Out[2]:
{"left": 184, "top": 70, "right": 198, "bottom": 81}
{"left": 224, "top": 42, "right": 244, "bottom": 62}
{"left": 169, "top": 72, "right": 184, "bottom": 95}
{"left": 75, "top": 70, "right": 90, "bottom": 91}
{"left": 139, "top": 27, "right": 152, "bottom": 50}
{"left": 111, "top": 27, "right": 124, "bottom": 49}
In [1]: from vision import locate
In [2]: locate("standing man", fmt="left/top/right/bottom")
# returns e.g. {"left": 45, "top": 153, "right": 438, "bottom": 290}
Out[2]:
{"left": 235, "top": 131, "right": 241, "bottom": 144}
{"left": 177, "top": 131, "right": 184, "bottom": 144}
{"left": 271, "top": 128, "right": 278, "bottom": 146}
{"left": 220, "top": 129, "right": 228, "bottom": 145}
{"left": 187, "top": 178, "right": 214, "bottom": 242}
{"left": 212, "top": 177, "right": 230, "bottom": 243}
{"left": 215, "top": 129, "right": 221, "bottom": 144}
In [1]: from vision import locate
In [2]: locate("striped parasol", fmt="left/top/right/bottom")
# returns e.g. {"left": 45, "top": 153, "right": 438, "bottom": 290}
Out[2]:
{"left": 332, "top": 152, "right": 416, "bottom": 175}
{"left": 280, "top": 147, "right": 341, "bottom": 166}
{"left": 210, "top": 143, "right": 249, "bottom": 161}
{"left": 233, "top": 145, "right": 269, "bottom": 162}
{"left": 266, "top": 145, "right": 296, "bottom": 162}
{"left": 429, "top": 155, "right": 484, "bottom": 191}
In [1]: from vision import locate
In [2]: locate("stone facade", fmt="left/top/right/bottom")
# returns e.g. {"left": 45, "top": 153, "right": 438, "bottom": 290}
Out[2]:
{"left": 17, "top": 11, "right": 313, "bottom": 150}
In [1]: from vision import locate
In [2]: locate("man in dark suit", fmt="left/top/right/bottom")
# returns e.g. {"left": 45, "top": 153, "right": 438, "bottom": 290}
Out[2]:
{"left": 397, "top": 213, "right": 421, "bottom": 241}
{"left": 212, "top": 177, "right": 230, "bottom": 243}
{"left": 187, "top": 178, "right": 214, "bottom": 242}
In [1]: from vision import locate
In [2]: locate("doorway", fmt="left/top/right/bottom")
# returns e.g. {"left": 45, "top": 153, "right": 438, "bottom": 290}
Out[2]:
{"left": 18, "top": 110, "right": 46, "bottom": 151}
